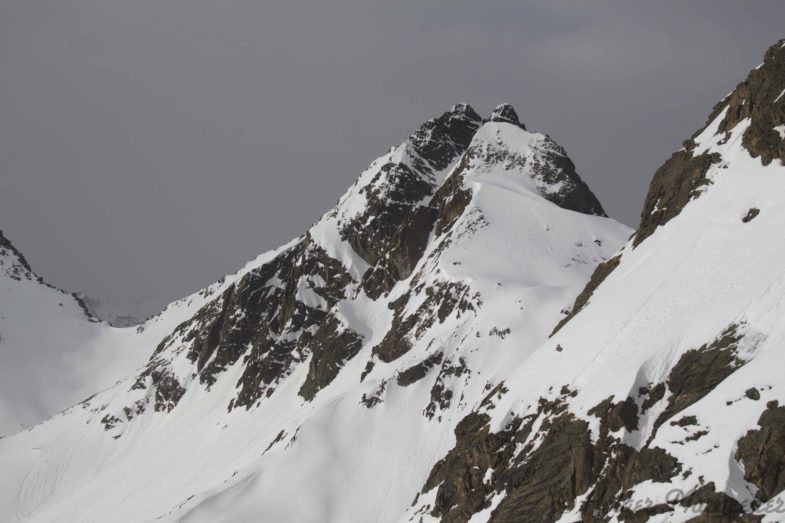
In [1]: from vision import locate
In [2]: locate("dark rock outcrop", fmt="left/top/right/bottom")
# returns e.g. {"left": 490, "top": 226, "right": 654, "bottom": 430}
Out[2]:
{"left": 742, "top": 208, "right": 760, "bottom": 223}
{"left": 712, "top": 39, "right": 785, "bottom": 167}
{"left": 118, "top": 234, "right": 363, "bottom": 420}
{"left": 634, "top": 150, "right": 721, "bottom": 247}
{"left": 653, "top": 324, "right": 745, "bottom": 432}
{"left": 635, "top": 39, "right": 785, "bottom": 247}
{"left": 736, "top": 401, "right": 785, "bottom": 502}
{"left": 396, "top": 351, "right": 444, "bottom": 387}
{"left": 341, "top": 104, "right": 483, "bottom": 299}
{"left": 372, "top": 281, "right": 474, "bottom": 363}
{"left": 417, "top": 389, "right": 683, "bottom": 523}
{"left": 489, "top": 103, "right": 526, "bottom": 129}
{"left": 299, "top": 315, "right": 364, "bottom": 401}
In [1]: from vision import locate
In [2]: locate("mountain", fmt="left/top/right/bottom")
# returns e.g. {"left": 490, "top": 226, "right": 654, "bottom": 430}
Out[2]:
{"left": 0, "top": 227, "right": 315, "bottom": 437}
{"left": 0, "top": 102, "right": 630, "bottom": 521}
{"left": 404, "top": 39, "right": 785, "bottom": 522}
{"left": 0, "top": 230, "right": 142, "bottom": 434}
{"left": 2, "top": 38, "right": 784, "bottom": 523}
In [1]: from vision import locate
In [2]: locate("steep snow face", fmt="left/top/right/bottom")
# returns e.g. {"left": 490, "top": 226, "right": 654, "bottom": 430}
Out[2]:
{"left": 0, "top": 105, "right": 630, "bottom": 522}
{"left": 404, "top": 40, "right": 785, "bottom": 523}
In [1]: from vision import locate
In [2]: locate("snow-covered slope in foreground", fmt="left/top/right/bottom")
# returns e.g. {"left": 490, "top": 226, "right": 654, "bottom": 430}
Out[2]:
{"left": 0, "top": 103, "right": 630, "bottom": 522}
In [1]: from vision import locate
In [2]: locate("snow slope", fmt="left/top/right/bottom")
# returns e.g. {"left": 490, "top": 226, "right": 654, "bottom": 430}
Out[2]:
{"left": 0, "top": 104, "right": 630, "bottom": 522}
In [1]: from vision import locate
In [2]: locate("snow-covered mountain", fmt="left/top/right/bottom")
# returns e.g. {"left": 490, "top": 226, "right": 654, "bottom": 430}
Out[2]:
{"left": 1, "top": 38, "right": 784, "bottom": 523}
{"left": 0, "top": 230, "right": 143, "bottom": 435}
{"left": 403, "top": 40, "right": 785, "bottom": 522}
{"left": 0, "top": 229, "right": 268, "bottom": 436}
{"left": 0, "top": 102, "right": 629, "bottom": 521}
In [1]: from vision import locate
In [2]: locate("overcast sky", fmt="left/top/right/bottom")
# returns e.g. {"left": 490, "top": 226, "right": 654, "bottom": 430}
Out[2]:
{"left": 2, "top": 1, "right": 784, "bottom": 318}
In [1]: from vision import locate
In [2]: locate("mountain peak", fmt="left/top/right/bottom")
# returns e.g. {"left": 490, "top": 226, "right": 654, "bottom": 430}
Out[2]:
{"left": 406, "top": 104, "right": 483, "bottom": 172}
{"left": 0, "top": 229, "right": 36, "bottom": 282}
{"left": 465, "top": 117, "right": 606, "bottom": 217}
{"left": 448, "top": 102, "right": 481, "bottom": 119}
{"left": 490, "top": 103, "right": 525, "bottom": 129}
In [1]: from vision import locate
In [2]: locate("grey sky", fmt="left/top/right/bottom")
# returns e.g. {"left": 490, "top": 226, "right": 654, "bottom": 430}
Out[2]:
{"left": 1, "top": 1, "right": 783, "bottom": 318}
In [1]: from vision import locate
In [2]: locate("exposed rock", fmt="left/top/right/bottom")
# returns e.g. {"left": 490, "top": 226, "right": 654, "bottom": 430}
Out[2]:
{"left": 396, "top": 351, "right": 444, "bottom": 387}
{"left": 711, "top": 39, "right": 785, "bottom": 167}
{"left": 113, "top": 234, "right": 362, "bottom": 421}
{"left": 462, "top": 123, "right": 607, "bottom": 218}
{"left": 653, "top": 324, "right": 745, "bottom": 432}
{"left": 360, "top": 360, "right": 375, "bottom": 382}
{"left": 373, "top": 281, "right": 474, "bottom": 363}
{"left": 421, "top": 412, "right": 507, "bottom": 522}
{"left": 580, "top": 445, "right": 681, "bottom": 521}
{"left": 672, "top": 415, "right": 698, "bottom": 427}
{"left": 736, "top": 401, "right": 785, "bottom": 502}
{"left": 131, "top": 363, "right": 185, "bottom": 415}
{"left": 489, "top": 103, "right": 526, "bottom": 129}
{"left": 342, "top": 105, "right": 483, "bottom": 299}
{"left": 360, "top": 381, "right": 387, "bottom": 409}
{"left": 413, "top": 104, "right": 485, "bottom": 172}
{"left": 299, "top": 315, "right": 364, "bottom": 401}
{"left": 491, "top": 415, "right": 600, "bottom": 522}
{"left": 634, "top": 150, "right": 721, "bottom": 247}
{"left": 640, "top": 383, "right": 666, "bottom": 413}
{"left": 430, "top": 153, "right": 476, "bottom": 238}
{"left": 588, "top": 396, "right": 640, "bottom": 433}
{"left": 745, "top": 388, "right": 761, "bottom": 401}
{"left": 416, "top": 389, "right": 684, "bottom": 522}
{"left": 424, "top": 357, "right": 470, "bottom": 420}
{"left": 742, "top": 208, "right": 760, "bottom": 223}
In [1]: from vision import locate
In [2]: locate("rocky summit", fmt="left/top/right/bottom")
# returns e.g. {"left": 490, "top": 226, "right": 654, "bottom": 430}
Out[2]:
{"left": 2, "top": 40, "right": 785, "bottom": 523}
